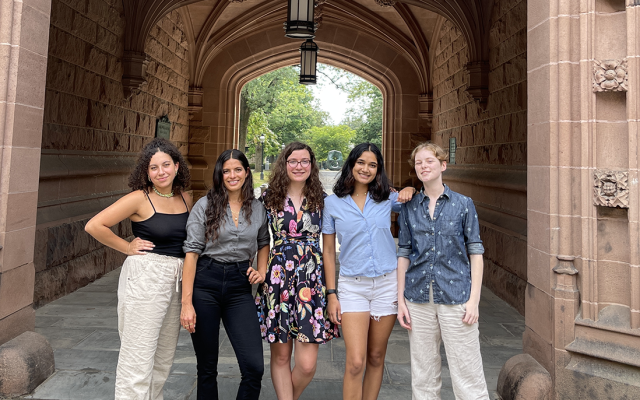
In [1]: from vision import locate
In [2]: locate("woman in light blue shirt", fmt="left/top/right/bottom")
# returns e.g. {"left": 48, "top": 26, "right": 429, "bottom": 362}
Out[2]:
{"left": 322, "top": 143, "right": 414, "bottom": 400}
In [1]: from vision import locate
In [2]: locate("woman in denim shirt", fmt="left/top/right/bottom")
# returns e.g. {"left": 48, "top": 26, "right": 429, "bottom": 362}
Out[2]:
{"left": 397, "top": 142, "right": 489, "bottom": 400}
{"left": 322, "top": 143, "right": 414, "bottom": 400}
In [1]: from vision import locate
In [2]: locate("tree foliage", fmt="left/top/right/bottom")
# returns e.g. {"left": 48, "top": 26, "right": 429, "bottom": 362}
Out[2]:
{"left": 302, "top": 125, "right": 355, "bottom": 162}
{"left": 240, "top": 67, "right": 327, "bottom": 155}
{"left": 317, "top": 65, "right": 383, "bottom": 149}
{"left": 246, "top": 110, "right": 279, "bottom": 158}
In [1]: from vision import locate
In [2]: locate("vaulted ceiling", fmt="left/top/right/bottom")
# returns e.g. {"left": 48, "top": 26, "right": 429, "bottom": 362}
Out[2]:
{"left": 123, "top": 0, "right": 493, "bottom": 100}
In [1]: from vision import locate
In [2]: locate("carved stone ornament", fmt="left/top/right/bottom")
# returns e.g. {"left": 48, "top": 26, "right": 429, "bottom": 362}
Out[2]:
{"left": 593, "top": 59, "right": 628, "bottom": 92}
{"left": 374, "top": 0, "right": 397, "bottom": 7}
{"left": 314, "top": 0, "right": 325, "bottom": 29}
{"left": 593, "top": 169, "right": 629, "bottom": 208}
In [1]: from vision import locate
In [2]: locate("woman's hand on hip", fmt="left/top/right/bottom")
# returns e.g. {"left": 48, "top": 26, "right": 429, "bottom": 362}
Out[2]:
{"left": 246, "top": 267, "right": 265, "bottom": 284}
{"left": 327, "top": 295, "right": 341, "bottom": 325}
{"left": 127, "top": 237, "right": 154, "bottom": 256}
{"left": 180, "top": 304, "right": 197, "bottom": 333}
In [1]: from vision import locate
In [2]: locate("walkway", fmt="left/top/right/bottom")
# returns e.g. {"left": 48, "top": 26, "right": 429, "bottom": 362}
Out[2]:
{"left": 19, "top": 267, "right": 522, "bottom": 400}
{"left": 18, "top": 171, "right": 524, "bottom": 399}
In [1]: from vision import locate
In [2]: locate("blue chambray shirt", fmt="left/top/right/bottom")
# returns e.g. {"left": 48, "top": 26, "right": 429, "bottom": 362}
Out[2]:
{"left": 322, "top": 192, "right": 401, "bottom": 277}
{"left": 397, "top": 184, "right": 484, "bottom": 304}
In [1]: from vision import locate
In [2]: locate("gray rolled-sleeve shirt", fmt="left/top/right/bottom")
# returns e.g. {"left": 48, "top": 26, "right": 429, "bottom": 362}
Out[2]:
{"left": 183, "top": 197, "right": 269, "bottom": 262}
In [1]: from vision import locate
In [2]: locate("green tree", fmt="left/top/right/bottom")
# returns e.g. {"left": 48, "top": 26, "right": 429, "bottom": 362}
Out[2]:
{"left": 245, "top": 110, "right": 279, "bottom": 158}
{"left": 302, "top": 125, "right": 355, "bottom": 162}
{"left": 239, "top": 67, "right": 327, "bottom": 150}
{"left": 317, "top": 65, "right": 383, "bottom": 149}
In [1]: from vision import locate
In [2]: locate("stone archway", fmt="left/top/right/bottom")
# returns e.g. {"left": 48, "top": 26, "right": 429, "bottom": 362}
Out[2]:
{"left": 186, "top": 21, "right": 429, "bottom": 198}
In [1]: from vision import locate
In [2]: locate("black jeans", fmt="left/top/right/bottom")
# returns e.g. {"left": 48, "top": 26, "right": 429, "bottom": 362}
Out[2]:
{"left": 191, "top": 257, "right": 264, "bottom": 400}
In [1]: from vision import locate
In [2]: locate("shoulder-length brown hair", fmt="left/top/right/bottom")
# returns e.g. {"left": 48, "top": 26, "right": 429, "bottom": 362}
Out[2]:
{"left": 264, "top": 142, "right": 324, "bottom": 212}
{"left": 128, "top": 138, "right": 190, "bottom": 194}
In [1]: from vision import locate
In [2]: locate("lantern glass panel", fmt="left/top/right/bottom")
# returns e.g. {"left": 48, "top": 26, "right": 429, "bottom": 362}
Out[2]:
{"left": 285, "top": 0, "right": 315, "bottom": 39}
{"left": 299, "top": 40, "right": 318, "bottom": 85}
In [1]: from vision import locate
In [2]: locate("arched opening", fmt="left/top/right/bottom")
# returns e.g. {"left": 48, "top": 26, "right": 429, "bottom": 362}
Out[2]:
{"left": 234, "top": 64, "right": 384, "bottom": 180}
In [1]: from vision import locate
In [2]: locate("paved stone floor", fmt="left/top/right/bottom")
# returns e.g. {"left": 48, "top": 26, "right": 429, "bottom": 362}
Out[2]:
{"left": 16, "top": 266, "right": 523, "bottom": 400}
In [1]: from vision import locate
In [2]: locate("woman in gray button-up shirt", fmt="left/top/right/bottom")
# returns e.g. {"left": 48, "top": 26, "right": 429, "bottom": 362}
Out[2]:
{"left": 180, "top": 149, "right": 269, "bottom": 400}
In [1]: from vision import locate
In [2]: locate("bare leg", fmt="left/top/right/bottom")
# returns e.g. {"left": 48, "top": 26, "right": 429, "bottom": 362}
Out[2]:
{"left": 341, "top": 312, "right": 371, "bottom": 400}
{"left": 271, "top": 342, "right": 294, "bottom": 400}
{"left": 291, "top": 342, "right": 319, "bottom": 400}
{"left": 362, "top": 315, "right": 396, "bottom": 400}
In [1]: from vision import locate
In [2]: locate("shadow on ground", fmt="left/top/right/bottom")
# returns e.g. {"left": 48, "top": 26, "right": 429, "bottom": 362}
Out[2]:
{"left": 16, "top": 265, "right": 523, "bottom": 400}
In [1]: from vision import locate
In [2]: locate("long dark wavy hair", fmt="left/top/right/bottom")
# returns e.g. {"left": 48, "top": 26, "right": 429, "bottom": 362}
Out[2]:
{"left": 264, "top": 142, "right": 324, "bottom": 212}
{"left": 128, "top": 138, "right": 190, "bottom": 194}
{"left": 205, "top": 149, "right": 255, "bottom": 242}
{"left": 333, "top": 142, "right": 391, "bottom": 202}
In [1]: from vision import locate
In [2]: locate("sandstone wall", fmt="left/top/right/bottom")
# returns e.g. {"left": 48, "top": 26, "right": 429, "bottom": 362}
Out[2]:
{"left": 432, "top": 0, "right": 527, "bottom": 313}
{"left": 35, "top": 0, "right": 189, "bottom": 307}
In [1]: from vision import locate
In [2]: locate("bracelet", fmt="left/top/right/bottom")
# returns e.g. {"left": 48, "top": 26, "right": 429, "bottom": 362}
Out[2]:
{"left": 327, "top": 289, "right": 338, "bottom": 298}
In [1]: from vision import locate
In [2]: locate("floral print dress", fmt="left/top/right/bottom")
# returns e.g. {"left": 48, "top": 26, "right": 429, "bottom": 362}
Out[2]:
{"left": 255, "top": 192, "right": 339, "bottom": 343}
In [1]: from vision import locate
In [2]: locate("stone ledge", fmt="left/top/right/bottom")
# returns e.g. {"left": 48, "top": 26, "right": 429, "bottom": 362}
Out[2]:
{"left": 0, "top": 331, "right": 54, "bottom": 397}
{"left": 444, "top": 164, "right": 526, "bottom": 192}
{"left": 566, "top": 335, "right": 640, "bottom": 368}
{"left": 39, "top": 152, "right": 137, "bottom": 180}
{"left": 497, "top": 353, "right": 551, "bottom": 400}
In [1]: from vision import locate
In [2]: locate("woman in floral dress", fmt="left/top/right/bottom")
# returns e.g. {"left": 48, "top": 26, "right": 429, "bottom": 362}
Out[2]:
{"left": 255, "top": 141, "right": 339, "bottom": 400}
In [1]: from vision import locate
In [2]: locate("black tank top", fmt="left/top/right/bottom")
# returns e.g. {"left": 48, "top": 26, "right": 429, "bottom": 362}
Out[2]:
{"left": 131, "top": 193, "right": 189, "bottom": 258}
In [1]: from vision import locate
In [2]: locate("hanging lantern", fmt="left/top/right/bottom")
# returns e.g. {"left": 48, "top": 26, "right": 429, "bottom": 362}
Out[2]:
{"left": 284, "top": 0, "right": 315, "bottom": 39}
{"left": 299, "top": 39, "right": 318, "bottom": 85}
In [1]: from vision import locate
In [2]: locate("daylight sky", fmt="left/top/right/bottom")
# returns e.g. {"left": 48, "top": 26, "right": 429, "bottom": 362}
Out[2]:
{"left": 310, "top": 80, "right": 348, "bottom": 125}
{"left": 309, "top": 64, "right": 364, "bottom": 125}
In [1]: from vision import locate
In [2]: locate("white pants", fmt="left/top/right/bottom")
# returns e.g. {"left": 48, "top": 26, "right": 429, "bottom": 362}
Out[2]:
{"left": 115, "top": 253, "right": 183, "bottom": 400}
{"left": 406, "top": 287, "right": 489, "bottom": 400}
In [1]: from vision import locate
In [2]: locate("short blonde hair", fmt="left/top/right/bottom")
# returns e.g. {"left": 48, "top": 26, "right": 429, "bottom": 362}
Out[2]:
{"left": 409, "top": 142, "right": 448, "bottom": 167}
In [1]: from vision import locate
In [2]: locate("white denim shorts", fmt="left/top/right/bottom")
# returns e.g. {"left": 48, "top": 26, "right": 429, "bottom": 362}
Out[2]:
{"left": 338, "top": 272, "right": 398, "bottom": 319}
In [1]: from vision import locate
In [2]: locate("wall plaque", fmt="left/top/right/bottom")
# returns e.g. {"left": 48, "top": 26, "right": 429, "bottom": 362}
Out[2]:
{"left": 449, "top": 137, "right": 456, "bottom": 164}
{"left": 156, "top": 116, "right": 171, "bottom": 140}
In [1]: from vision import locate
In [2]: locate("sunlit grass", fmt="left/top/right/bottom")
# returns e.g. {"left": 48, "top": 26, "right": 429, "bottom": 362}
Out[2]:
{"left": 252, "top": 171, "right": 270, "bottom": 189}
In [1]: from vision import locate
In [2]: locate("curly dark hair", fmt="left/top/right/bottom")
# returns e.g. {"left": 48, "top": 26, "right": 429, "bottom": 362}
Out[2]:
{"left": 333, "top": 142, "right": 391, "bottom": 202}
{"left": 264, "top": 142, "right": 324, "bottom": 213}
{"left": 205, "top": 149, "right": 255, "bottom": 242}
{"left": 128, "top": 138, "right": 190, "bottom": 194}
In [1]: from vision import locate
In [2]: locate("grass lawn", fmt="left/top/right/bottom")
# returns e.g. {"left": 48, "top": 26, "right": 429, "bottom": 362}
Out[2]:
{"left": 252, "top": 171, "right": 270, "bottom": 188}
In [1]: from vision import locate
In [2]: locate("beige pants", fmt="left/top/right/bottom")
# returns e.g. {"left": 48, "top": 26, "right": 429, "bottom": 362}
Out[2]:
{"left": 115, "top": 253, "right": 183, "bottom": 400}
{"left": 406, "top": 286, "right": 489, "bottom": 400}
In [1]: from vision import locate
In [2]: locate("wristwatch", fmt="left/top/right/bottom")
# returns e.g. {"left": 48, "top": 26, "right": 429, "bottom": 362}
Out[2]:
{"left": 327, "top": 289, "right": 338, "bottom": 298}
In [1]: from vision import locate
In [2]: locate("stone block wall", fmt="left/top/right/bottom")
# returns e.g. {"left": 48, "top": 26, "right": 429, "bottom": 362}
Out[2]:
{"left": 432, "top": 0, "right": 527, "bottom": 313}
{"left": 34, "top": 0, "right": 189, "bottom": 307}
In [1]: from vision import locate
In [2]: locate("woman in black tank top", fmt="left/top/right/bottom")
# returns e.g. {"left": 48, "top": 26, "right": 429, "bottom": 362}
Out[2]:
{"left": 85, "top": 138, "right": 192, "bottom": 399}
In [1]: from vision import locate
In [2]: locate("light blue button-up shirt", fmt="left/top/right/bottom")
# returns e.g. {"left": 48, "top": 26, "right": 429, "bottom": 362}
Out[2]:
{"left": 322, "top": 192, "right": 401, "bottom": 277}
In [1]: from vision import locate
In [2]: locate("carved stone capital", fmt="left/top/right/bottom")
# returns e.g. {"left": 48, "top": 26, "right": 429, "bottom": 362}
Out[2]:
{"left": 593, "top": 59, "right": 628, "bottom": 92}
{"left": 594, "top": 169, "right": 629, "bottom": 208}
{"left": 188, "top": 87, "right": 204, "bottom": 120}
{"left": 122, "top": 51, "right": 149, "bottom": 99}
{"left": 314, "top": 0, "right": 325, "bottom": 29}
{"left": 418, "top": 93, "right": 433, "bottom": 127}
{"left": 374, "top": 0, "right": 397, "bottom": 7}
{"left": 465, "top": 61, "right": 489, "bottom": 107}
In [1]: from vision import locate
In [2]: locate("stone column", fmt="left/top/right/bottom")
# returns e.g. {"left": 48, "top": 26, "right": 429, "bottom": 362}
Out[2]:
{"left": 516, "top": 0, "right": 640, "bottom": 398}
{"left": 0, "top": 0, "right": 51, "bottom": 345}
{"left": 0, "top": 0, "right": 55, "bottom": 396}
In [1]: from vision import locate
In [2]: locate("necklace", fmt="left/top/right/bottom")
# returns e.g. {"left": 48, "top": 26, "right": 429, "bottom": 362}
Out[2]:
{"left": 153, "top": 186, "right": 174, "bottom": 198}
{"left": 354, "top": 191, "right": 368, "bottom": 197}
{"left": 230, "top": 208, "right": 240, "bottom": 221}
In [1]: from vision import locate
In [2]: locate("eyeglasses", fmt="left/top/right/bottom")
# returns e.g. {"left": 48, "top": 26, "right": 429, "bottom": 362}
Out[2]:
{"left": 287, "top": 159, "right": 311, "bottom": 168}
